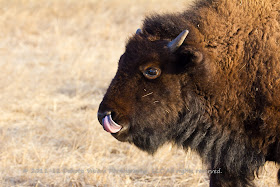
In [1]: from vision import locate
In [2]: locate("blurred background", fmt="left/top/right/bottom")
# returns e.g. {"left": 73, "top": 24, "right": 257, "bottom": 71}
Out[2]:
{"left": 0, "top": 0, "right": 278, "bottom": 186}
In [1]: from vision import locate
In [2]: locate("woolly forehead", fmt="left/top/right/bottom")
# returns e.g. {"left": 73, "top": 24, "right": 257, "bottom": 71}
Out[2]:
{"left": 119, "top": 35, "right": 174, "bottom": 70}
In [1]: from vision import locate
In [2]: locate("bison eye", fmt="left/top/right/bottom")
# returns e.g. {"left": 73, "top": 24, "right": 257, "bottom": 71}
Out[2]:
{"left": 143, "top": 67, "right": 161, "bottom": 79}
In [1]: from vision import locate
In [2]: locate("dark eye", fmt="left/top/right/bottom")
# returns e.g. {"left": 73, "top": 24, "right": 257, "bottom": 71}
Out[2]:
{"left": 143, "top": 67, "right": 161, "bottom": 79}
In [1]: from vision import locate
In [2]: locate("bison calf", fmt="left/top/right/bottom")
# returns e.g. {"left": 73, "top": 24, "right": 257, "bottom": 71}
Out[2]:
{"left": 98, "top": 0, "right": 280, "bottom": 186}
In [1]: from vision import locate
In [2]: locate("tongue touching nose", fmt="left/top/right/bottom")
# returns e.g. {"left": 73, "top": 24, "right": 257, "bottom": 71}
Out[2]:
{"left": 102, "top": 114, "right": 122, "bottom": 133}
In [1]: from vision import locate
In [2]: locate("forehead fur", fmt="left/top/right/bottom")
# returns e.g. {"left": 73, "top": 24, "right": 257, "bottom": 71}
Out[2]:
{"left": 121, "top": 35, "right": 171, "bottom": 68}
{"left": 126, "top": 35, "right": 167, "bottom": 53}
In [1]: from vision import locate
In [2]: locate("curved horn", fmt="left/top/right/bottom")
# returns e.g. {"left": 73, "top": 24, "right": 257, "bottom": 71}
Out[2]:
{"left": 167, "top": 30, "right": 189, "bottom": 52}
{"left": 136, "top": 28, "right": 142, "bottom": 35}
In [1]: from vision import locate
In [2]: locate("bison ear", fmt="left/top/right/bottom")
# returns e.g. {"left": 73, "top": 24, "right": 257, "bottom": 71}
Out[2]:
{"left": 177, "top": 47, "right": 204, "bottom": 68}
{"left": 176, "top": 46, "right": 215, "bottom": 82}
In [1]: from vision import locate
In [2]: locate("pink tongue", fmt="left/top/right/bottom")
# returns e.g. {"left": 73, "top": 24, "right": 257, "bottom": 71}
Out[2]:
{"left": 102, "top": 115, "right": 122, "bottom": 133}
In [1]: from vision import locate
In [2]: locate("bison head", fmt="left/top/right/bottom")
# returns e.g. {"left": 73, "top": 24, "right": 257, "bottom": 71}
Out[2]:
{"left": 98, "top": 29, "right": 212, "bottom": 154}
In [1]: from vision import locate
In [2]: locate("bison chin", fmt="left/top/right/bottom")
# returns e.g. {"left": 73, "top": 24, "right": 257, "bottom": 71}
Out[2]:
{"left": 130, "top": 128, "right": 170, "bottom": 155}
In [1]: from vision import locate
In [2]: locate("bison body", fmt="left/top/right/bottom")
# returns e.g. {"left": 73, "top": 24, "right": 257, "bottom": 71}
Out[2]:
{"left": 98, "top": 0, "right": 280, "bottom": 186}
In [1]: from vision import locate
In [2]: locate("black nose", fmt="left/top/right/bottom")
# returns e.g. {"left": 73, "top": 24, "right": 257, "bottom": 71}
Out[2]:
{"left": 97, "top": 110, "right": 111, "bottom": 125}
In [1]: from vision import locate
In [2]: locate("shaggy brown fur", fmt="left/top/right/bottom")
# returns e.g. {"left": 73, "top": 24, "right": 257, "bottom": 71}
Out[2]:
{"left": 98, "top": 0, "right": 280, "bottom": 186}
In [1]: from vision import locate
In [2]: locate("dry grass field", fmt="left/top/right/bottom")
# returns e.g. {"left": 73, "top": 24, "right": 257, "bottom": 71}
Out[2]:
{"left": 0, "top": 0, "right": 278, "bottom": 186}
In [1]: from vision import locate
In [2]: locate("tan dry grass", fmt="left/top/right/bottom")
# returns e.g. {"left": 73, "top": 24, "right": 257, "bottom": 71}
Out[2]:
{"left": 0, "top": 0, "right": 278, "bottom": 186}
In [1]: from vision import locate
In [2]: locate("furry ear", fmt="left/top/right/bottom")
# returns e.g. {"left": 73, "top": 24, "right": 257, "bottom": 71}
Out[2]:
{"left": 174, "top": 46, "right": 216, "bottom": 92}
{"left": 176, "top": 46, "right": 204, "bottom": 70}
{"left": 176, "top": 46, "right": 215, "bottom": 84}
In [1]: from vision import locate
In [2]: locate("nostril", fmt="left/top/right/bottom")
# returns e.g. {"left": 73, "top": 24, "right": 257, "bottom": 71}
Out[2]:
{"left": 97, "top": 111, "right": 111, "bottom": 124}
{"left": 111, "top": 111, "right": 117, "bottom": 120}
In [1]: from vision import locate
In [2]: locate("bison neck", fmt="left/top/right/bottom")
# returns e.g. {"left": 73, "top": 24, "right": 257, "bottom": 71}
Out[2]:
{"left": 173, "top": 94, "right": 265, "bottom": 182}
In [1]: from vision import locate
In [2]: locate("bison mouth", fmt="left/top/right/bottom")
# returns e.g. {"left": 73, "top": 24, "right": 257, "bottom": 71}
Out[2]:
{"left": 102, "top": 114, "right": 122, "bottom": 133}
{"left": 97, "top": 110, "right": 131, "bottom": 142}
